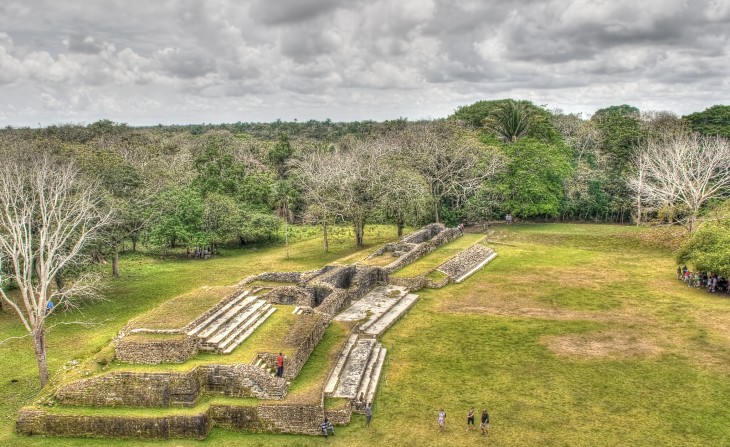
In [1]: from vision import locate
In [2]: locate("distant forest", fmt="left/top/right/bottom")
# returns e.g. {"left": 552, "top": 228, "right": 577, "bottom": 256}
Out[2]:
{"left": 1, "top": 100, "right": 729, "bottom": 274}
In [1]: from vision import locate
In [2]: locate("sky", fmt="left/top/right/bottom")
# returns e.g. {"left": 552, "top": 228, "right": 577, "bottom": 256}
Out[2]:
{"left": 0, "top": 0, "right": 728, "bottom": 127}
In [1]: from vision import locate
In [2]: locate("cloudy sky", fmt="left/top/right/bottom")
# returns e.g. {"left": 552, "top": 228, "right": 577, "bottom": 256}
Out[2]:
{"left": 1, "top": 0, "right": 728, "bottom": 127}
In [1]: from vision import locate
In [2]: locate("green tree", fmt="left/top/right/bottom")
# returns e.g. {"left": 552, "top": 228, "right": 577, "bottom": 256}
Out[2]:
{"left": 677, "top": 201, "right": 730, "bottom": 276}
{"left": 495, "top": 138, "right": 573, "bottom": 218}
{"left": 684, "top": 105, "right": 730, "bottom": 139}
{"left": 149, "top": 187, "right": 204, "bottom": 250}
{"left": 452, "top": 99, "right": 560, "bottom": 144}
{"left": 591, "top": 105, "right": 646, "bottom": 222}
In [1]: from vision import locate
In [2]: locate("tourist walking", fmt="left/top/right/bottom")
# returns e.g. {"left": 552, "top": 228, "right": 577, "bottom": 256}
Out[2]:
{"left": 276, "top": 353, "right": 284, "bottom": 377}
{"left": 365, "top": 402, "right": 372, "bottom": 427}
{"left": 466, "top": 407, "right": 475, "bottom": 431}
{"left": 437, "top": 409, "right": 446, "bottom": 432}
{"left": 480, "top": 408, "right": 489, "bottom": 436}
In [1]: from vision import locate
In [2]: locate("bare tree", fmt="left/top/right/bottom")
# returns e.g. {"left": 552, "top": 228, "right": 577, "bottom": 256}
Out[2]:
{"left": 336, "top": 137, "right": 394, "bottom": 246}
{"left": 293, "top": 148, "right": 345, "bottom": 252}
{"left": 381, "top": 168, "right": 431, "bottom": 237}
{"left": 0, "top": 142, "right": 112, "bottom": 386}
{"left": 633, "top": 132, "right": 730, "bottom": 232}
{"left": 628, "top": 151, "right": 653, "bottom": 225}
{"left": 400, "top": 120, "right": 504, "bottom": 223}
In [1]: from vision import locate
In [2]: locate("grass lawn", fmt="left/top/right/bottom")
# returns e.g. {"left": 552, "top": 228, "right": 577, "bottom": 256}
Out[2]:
{"left": 2, "top": 223, "right": 730, "bottom": 446}
{"left": 391, "top": 233, "right": 485, "bottom": 278}
{"left": 128, "top": 285, "right": 241, "bottom": 330}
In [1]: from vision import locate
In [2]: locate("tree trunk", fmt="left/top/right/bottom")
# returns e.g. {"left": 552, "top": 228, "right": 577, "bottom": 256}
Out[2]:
{"left": 131, "top": 237, "right": 138, "bottom": 252}
{"left": 33, "top": 328, "right": 49, "bottom": 387}
{"left": 354, "top": 220, "right": 365, "bottom": 247}
{"left": 284, "top": 218, "right": 289, "bottom": 259}
{"left": 323, "top": 221, "right": 329, "bottom": 253}
{"left": 434, "top": 202, "right": 440, "bottom": 224}
{"left": 112, "top": 246, "right": 120, "bottom": 278}
{"left": 397, "top": 218, "right": 404, "bottom": 237}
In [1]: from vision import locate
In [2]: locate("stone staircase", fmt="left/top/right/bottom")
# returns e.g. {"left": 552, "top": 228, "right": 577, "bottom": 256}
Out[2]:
{"left": 361, "top": 293, "right": 419, "bottom": 337}
{"left": 186, "top": 291, "right": 276, "bottom": 354}
{"left": 325, "top": 335, "right": 386, "bottom": 404}
{"left": 334, "top": 285, "right": 419, "bottom": 338}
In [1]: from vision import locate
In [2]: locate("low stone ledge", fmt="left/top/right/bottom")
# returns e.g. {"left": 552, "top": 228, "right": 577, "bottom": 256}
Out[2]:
{"left": 438, "top": 243, "right": 495, "bottom": 281}
{"left": 384, "top": 227, "right": 462, "bottom": 274}
{"left": 261, "top": 286, "right": 314, "bottom": 307}
{"left": 55, "top": 364, "right": 288, "bottom": 408}
{"left": 115, "top": 334, "right": 198, "bottom": 365}
{"left": 16, "top": 408, "right": 211, "bottom": 440}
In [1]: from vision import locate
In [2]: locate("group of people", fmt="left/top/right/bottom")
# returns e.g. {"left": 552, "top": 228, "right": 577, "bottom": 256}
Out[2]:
{"left": 186, "top": 247, "right": 212, "bottom": 259}
{"left": 677, "top": 266, "right": 729, "bottom": 293}
{"left": 437, "top": 407, "right": 490, "bottom": 435}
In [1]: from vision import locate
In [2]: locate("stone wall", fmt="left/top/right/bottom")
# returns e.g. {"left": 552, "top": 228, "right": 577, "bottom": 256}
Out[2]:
{"left": 325, "top": 403, "right": 353, "bottom": 426}
{"left": 438, "top": 243, "right": 494, "bottom": 280}
{"left": 384, "top": 227, "right": 462, "bottom": 274}
{"left": 258, "top": 312, "right": 329, "bottom": 380}
{"left": 244, "top": 267, "right": 333, "bottom": 286}
{"left": 16, "top": 409, "right": 211, "bottom": 440}
{"left": 388, "top": 276, "right": 427, "bottom": 290}
{"left": 212, "top": 403, "right": 325, "bottom": 435}
{"left": 316, "top": 289, "right": 348, "bottom": 318}
{"left": 313, "top": 266, "right": 387, "bottom": 317}
{"left": 401, "top": 223, "right": 444, "bottom": 244}
{"left": 17, "top": 401, "right": 334, "bottom": 439}
{"left": 115, "top": 335, "right": 198, "bottom": 365}
{"left": 55, "top": 364, "right": 288, "bottom": 407}
{"left": 261, "top": 286, "right": 315, "bottom": 307}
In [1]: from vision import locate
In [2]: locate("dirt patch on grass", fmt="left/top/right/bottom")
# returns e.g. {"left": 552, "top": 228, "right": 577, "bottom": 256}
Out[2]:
{"left": 691, "top": 310, "right": 730, "bottom": 344}
{"left": 543, "top": 330, "right": 662, "bottom": 359}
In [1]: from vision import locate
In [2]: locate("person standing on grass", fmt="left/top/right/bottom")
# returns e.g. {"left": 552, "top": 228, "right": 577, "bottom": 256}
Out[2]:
{"left": 365, "top": 402, "right": 372, "bottom": 427}
{"left": 480, "top": 408, "right": 489, "bottom": 436}
{"left": 437, "top": 409, "right": 446, "bottom": 432}
{"left": 466, "top": 407, "right": 475, "bottom": 431}
{"left": 677, "top": 266, "right": 682, "bottom": 280}
{"left": 276, "top": 353, "right": 284, "bottom": 377}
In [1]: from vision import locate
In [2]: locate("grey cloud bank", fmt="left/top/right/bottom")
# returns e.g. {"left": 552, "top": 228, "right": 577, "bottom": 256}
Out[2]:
{"left": 0, "top": 0, "right": 728, "bottom": 127}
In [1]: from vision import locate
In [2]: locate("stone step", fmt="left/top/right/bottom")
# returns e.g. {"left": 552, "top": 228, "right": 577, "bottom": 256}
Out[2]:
{"left": 205, "top": 299, "right": 267, "bottom": 345}
{"left": 334, "top": 285, "right": 408, "bottom": 326}
{"left": 356, "top": 343, "right": 382, "bottom": 400}
{"left": 214, "top": 302, "right": 271, "bottom": 350}
{"left": 362, "top": 294, "right": 419, "bottom": 337}
{"left": 365, "top": 347, "right": 387, "bottom": 404}
{"left": 186, "top": 291, "right": 251, "bottom": 337}
{"left": 195, "top": 295, "right": 258, "bottom": 339}
{"left": 220, "top": 307, "right": 277, "bottom": 354}
{"left": 333, "top": 338, "right": 377, "bottom": 398}
{"left": 324, "top": 333, "right": 360, "bottom": 395}
{"left": 454, "top": 252, "right": 498, "bottom": 283}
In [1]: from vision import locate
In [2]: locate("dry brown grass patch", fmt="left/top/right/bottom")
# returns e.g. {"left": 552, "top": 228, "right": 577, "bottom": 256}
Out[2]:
{"left": 543, "top": 330, "right": 663, "bottom": 359}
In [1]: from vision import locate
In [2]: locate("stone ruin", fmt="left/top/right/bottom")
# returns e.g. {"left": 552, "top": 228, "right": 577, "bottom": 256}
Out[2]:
{"left": 16, "top": 223, "right": 498, "bottom": 440}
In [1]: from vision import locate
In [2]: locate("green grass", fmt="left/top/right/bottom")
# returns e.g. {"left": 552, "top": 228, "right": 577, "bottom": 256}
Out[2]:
{"left": 128, "top": 285, "right": 240, "bottom": 330}
{"left": 2, "top": 223, "right": 730, "bottom": 446}
{"left": 391, "top": 234, "right": 485, "bottom": 278}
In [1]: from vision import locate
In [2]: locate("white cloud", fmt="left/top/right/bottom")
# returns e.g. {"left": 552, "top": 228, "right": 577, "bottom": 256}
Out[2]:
{"left": 0, "top": 0, "right": 728, "bottom": 126}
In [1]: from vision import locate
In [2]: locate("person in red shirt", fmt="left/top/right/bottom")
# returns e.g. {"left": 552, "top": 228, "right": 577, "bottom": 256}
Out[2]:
{"left": 276, "top": 353, "right": 284, "bottom": 377}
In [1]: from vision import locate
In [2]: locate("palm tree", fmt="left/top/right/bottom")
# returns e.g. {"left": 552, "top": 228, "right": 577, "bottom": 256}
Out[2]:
{"left": 485, "top": 100, "right": 531, "bottom": 143}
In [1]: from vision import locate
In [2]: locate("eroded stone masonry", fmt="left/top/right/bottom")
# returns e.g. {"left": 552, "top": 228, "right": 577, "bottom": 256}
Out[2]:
{"left": 17, "top": 223, "right": 497, "bottom": 440}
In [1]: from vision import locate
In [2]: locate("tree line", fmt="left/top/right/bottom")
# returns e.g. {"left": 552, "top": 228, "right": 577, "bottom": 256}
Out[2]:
{"left": 1, "top": 100, "right": 730, "bottom": 386}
